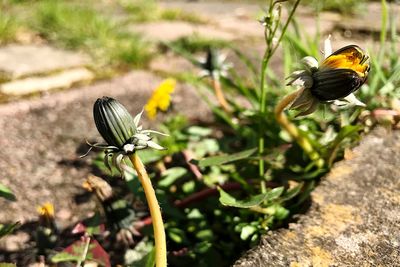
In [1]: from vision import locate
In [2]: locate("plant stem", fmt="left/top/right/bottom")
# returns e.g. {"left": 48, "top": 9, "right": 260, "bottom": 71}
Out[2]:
{"left": 76, "top": 236, "right": 90, "bottom": 267}
{"left": 274, "top": 90, "right": 324, "bottom": 168}
{"left": 258, "top": 0, "right": 302, "bottom": 177}
{"left": 129, "top": 153, "right": 167, "bottom": 267}
{"left": 212, "top": 76, "right": 231, "bottom": 113}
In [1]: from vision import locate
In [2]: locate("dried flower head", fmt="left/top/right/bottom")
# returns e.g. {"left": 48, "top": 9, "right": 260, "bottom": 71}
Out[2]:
{"left": 82, "top": 97, "right": 167, "bottom": 174}
{"left": 287, "top": 38, "right": 370, "bottom": 116}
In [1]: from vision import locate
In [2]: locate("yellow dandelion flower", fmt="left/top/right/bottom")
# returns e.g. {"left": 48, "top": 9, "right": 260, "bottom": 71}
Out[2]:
{"left": 145, "top": 78, "right": 176, "bottom": 120}
{"left": 37, "top": 202, "right": 54, "bottom": 218}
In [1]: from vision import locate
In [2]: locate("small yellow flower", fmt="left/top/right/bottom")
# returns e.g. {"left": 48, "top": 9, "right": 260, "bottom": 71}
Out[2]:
{"left": 37, "top": 202, "right": 54, "bottom": 219}
{"left": 145, "top": 78, "right": 176, "bottom": 120}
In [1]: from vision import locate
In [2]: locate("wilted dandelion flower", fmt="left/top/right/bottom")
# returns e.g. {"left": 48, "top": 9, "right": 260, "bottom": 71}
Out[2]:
{"left": 145, "top": 78, "right": 176, "bottom": 120}
{"left": 287, "top": 38, "right": 370, "bottom": 116}
{"left": 82, "top": 97, "right": 167, "bottom": 174}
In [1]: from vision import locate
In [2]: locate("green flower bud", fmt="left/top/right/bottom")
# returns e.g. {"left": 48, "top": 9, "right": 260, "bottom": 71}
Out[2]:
{"left": 93, "top": 97, "right": 136, "bottom": 148}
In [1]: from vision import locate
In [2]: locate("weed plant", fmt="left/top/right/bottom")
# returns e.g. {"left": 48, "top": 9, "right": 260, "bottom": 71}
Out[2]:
{"left": 0, "top": 0, "right": 399, "bottom": 267}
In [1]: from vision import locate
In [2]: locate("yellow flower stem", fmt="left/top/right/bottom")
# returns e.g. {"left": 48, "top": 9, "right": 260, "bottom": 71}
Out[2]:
{"left": 275, "top": 90, "right": 325, "bottom": 168}
{"left": 212, "top": 77, "right": 231, "bottom": 113}
{"left": 129, "top": 153, "right": 167, "bottom": 267}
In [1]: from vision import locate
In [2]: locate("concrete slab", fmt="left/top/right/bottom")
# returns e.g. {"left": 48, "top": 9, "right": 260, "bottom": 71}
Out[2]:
{"left": 235, "top": 128, "right": 400, "bottom": 266}
{"left": 130, "top": 21, "right": 235, "bottom": 42}
{"left": 0, "top": 68, "right": 94, "bottom": 95}
{"left": 0, "top": 44, "right": 90, "bottom": 81}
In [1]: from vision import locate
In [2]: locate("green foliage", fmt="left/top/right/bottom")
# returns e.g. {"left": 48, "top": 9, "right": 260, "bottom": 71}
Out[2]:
{"left": 0, "top": 12, "right": 18, "bottom": 44}
{"left": 302, "top": 0, "right": 366, "bottom": 15}
{"left": 119, "top": 0, "right": 205, "bottom": 23}
{"left": 32, "top": 0, "right": 151, "bottom": 69}
{"left": 0, "top": 222, "right": 21, "bottom": 239}
{"left": 218, "top": 187, "right": 284, "bottom": 208}
{"left": 192, "top": 148, "right": 257, "bottom": 168}
{"left": 0, "top": 183, "right": 16, "bottom": 201}
{"left": 4, "top": 0, "right": 398, "bottom": 266}
{"left": 169, "top": 35, "right": 230, "bottom": 53}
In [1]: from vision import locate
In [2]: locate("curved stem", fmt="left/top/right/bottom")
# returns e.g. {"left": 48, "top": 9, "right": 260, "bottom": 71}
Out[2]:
{"left": 212, "top": 76, "right": 231, "bottom": 113}
{"left": 129, "top": 153, "right": 167, "bottom": 267}
{"left": 274, "top": 90, "right": 324, "bottom": 168}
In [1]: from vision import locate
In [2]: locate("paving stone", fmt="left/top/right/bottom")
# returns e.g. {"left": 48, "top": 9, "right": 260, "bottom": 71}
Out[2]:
{"left": 160, "top": 1, "right": 260, "bottom": 17}
{"left": 0, "top": 67, "right": 94, "bottom": 96}
{"left": 0, "top": 44, "right": 90, "bottom": 81}
{"left": 0, "top": 71, "right": 209, "bottom": 226}
{"left": 234, "top": 128, "right": 400, "bottom": 266}
{"left": 130, "top": 21, "right": 235, "bottom": 42}
{"left": 149, "top": 52, "right": 196, "bottom": 74}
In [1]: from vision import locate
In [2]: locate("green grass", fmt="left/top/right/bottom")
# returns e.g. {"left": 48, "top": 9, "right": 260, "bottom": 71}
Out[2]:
{"left": 32, "top": 0, "right": 151, "bottom": 69}
{"left": 0, "top": 12, "right": 18, "bottom": 45}
{"left": 302, "top": 0, "right": 366, "bottom": 15}
{"left": 118, "top": 0, "right": 205, "bottom": 23}
{"left": 169, "top": 35, "right": 230, "bottom": 53}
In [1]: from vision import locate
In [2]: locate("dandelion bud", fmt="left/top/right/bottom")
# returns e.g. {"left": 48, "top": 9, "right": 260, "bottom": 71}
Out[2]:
{"left": 93, "top": 97, "right": 136, "bottom": 148}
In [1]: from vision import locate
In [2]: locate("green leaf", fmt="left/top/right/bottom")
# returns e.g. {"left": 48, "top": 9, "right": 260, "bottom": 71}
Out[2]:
{"left": 0, "top": 222, "right": 20, "bottom": 239}
{"left": 0, "top": 183, "right": 16, "bottom": 201}
{"left": 240, "top": 225, "right": 257, "bottom": 240}
{"left": 125, "top": 239, "right": 154, "bottom": 267}
{"left": 145, "top": 247, "right": 155, "bottom": 267}
{"left": 194, "top": 241, "right": 212, "bottom": 254}
{"left": 281, "top": 183, "right": 304, "bottom": 201}
{"left": 196, "top": 229, "right": 214, "bottom": 241}
{"left": 0, "top": 263, "right": 17, "bottom": 267}
{"left": 218, "top": 187, "right": 284, "bottom": 208}
{"left": 158, "top": 167, "right": 187, "bottom": 187}
{"left": 51, "top": 252, "right": 81, "bottom": 263}
{"left": 326, "top": 125, "right": 362, "bottom": 166}
{"left": 186, "top": 126, "right": 212, "bottom": 136}
{"left": 167, "top": 227, "right": 188, "bottom": 244}
{"left": 192, "top": 148, "right": 257, "bottom": 168}
{"left": 137, "top": 149, "right": 163, "bottom": 165}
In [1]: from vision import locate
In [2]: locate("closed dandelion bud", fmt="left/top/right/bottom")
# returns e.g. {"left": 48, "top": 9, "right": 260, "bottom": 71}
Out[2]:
{"left": 93, "top": 97, "right": 136, "bottom": 148}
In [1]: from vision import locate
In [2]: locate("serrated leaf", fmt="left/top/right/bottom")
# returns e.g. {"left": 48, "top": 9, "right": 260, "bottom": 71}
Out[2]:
{"left": 0, "top": 184, "right": 16, "bottom": 201}
{"left": 192, "top": 148, "right": 257, "bottom": 168}
{"left": 218, "top": 187, "right": 284, "bottom": 208}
